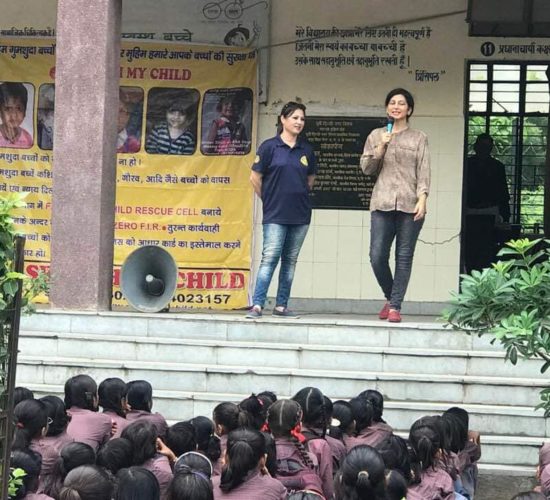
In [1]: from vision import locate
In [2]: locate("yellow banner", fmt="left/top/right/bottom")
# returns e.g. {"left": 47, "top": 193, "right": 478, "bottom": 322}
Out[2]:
{"left": 0, "top": 38, "right": 256, "bottom": 309}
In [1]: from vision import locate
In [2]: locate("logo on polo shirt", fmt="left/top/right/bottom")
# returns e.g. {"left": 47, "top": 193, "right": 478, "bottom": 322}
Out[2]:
{"left": 300, "top": 155, "right": 308, "bottom": 167}
{"left": 254, "top": 155, "right": 260, "bottom": 163}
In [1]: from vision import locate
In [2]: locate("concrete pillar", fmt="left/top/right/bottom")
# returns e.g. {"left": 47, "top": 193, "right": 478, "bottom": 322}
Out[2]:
{"left": 50, "top": 0, "right": 122, "bottom": 310}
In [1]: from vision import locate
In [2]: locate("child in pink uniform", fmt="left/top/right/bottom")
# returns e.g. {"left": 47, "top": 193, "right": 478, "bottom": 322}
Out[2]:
{"left": 99, "top": 377, "right": 130, "bottom": 438}
{"left": 267, "top": 399, "right": 324, "bottom": 496}
{"left": 291, "top": 387, "right": 334, "bottom": 499}
{"left": 10, "top": 449, "right": 55, "bottom": 500}
{"left": 31, "top": 396, "right": 74, "bottom": 492}
{"left": 64, "top": 374, "right": 112, "bottom": 451}
{"left": 0, "top": 82, "right": 33, "bottom": 148}
{"left": 122, "top": 420, "right": 174, "bottom": 499}
{"left": 212, "top": 428, "right": 286, "bottom": 499}
{"left": 407, "top": 416, "right": 454, "bottom": 500}
{"left": 126, "top": 380, "right": 168, "bottom": 438}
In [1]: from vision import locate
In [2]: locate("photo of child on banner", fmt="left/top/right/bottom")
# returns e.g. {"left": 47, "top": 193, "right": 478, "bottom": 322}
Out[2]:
{"left": 201, "top": 87, "right": 252, "bottom": 155}
{"left": 118, "top": 87, "right": 144, "bottom": 154}
{"left": 145, "top": 87, "right": 199, "bottom": 155}
{"left": 0, "top": 81, "right": 34, "bottom": 149}
{"left": 37, "top": 83, "right": 54, "bottom": 150}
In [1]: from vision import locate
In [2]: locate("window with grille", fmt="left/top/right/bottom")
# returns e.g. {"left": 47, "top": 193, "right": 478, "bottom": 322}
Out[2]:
{"left": 466, "top": 61, "right": 548, "bottom": 234}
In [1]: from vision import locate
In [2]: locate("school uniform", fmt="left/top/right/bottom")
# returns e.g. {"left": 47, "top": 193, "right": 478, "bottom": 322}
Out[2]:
{"left": 273, "top": 437, "right": 323, "bottom": 494}
{"left": 212, "top": 469, "right": 287, "bottom": 499}
{"left": 213, "top": 434, "right": 228, "bottom": 476}
{"left": 126, "top": 409, "right": 168, "bottom": 437}
{"left": 104, "top": 410, "right": 130, "bottom": 439}
{"left": 459, "top": 440, "right": 481, "bottom": 498}
{"left": 66, "top": 407, "right": 112, "bottom": 451}
{"left": 302, "top": 426, "right": 334, "bottom": 499}
{"left": 325, "top": 433, "right": 346, "bottom": 468}
{"left": 142, "top": 453, "right": 173, "bottom": 500}
{"left": 30, "top": 431, "right": 74, "bottom": 492}
{"left": 407, "top": 466, "right": 454, "bottom": 500}
{"left": 343, "top": 421, "right": 393, "bottom": 452}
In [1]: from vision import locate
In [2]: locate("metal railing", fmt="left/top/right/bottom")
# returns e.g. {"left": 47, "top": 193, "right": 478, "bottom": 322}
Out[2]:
{"left": 0, "top": 236, "right": 26, "bottom": 499}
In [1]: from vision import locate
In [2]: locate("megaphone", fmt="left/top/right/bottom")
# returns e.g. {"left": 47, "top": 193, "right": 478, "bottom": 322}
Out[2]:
{"left": 120, "top": 246, "right": 178, "bottom": 313}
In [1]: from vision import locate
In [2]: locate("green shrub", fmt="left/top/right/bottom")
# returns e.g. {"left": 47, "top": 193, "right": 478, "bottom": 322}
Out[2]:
{"left": 444, "top": 238, "right": 550, "bottom": 414}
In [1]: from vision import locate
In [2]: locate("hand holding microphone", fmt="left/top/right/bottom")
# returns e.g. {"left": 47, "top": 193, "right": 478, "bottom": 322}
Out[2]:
{"left": 380, "top": 117, "right": 394, "bottom": 148}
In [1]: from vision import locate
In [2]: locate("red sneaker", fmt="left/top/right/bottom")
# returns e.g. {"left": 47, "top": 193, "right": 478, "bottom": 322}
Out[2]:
{"left": 388, "top": 309, "right": 402, "bottom": 323}
{"left": 379, "top": 302, "right": 390, "bottom": 320}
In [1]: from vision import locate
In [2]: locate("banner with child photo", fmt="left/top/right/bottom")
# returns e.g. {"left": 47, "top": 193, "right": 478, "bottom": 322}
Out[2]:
{"left": 0, "top": 37, "right": 257, "bottom": 309}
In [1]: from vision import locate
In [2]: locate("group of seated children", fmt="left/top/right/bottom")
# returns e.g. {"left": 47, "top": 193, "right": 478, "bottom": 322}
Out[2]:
{"left": 8, "top": 374, "right": 516, "bottom": 500}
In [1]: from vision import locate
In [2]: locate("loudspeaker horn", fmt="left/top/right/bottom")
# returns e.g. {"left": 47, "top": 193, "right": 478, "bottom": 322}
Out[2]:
{"left": 120, "top": 245, "right": 178, "bottom": 313}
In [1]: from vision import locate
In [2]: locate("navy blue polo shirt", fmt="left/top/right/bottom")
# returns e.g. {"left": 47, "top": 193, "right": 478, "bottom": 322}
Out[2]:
{"left": 251, "top": 135, "right": 317, "bottom": 225}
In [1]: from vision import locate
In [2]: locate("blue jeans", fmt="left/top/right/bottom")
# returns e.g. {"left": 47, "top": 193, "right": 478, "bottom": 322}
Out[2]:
{"left": 252, "top": 223, "right": 309, "bottom": 308}
{"left": 370, "top": 210, "right": 424, "bottom": 311}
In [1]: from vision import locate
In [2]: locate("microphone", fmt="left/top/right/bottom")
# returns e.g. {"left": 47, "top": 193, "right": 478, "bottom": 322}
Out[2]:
{"left": 386, "top": 117, "right": 394, "bottom": 133}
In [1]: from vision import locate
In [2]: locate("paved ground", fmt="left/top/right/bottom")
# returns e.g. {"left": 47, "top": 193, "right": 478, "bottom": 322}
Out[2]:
{"left": 478, "top": 474, "right": 537, "bottom": 499}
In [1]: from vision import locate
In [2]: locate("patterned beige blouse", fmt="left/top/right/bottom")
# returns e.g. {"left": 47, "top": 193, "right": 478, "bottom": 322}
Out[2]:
{"left": 360, "top": 126, "right": 430, "bottom": 213}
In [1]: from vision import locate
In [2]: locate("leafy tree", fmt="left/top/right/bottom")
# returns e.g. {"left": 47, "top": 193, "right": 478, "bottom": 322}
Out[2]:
{"left": 444, "top": 238, "right": 550, "bottom": 414}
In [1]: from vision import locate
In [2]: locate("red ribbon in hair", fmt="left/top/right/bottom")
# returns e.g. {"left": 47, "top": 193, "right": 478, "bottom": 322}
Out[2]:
{"left": 290, "top": 425, "right": 306, "bottom": 443}
{"left": 260, "top": 422, "right": 270, "bottom": 432}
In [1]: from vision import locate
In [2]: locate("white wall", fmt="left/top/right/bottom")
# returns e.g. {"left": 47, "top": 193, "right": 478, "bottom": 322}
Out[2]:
{"left": 252, "top": 0, "right": 550, "bottom": 308}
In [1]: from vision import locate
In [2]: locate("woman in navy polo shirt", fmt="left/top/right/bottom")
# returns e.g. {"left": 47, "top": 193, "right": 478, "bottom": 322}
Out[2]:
{"left": 246, "top": 102, "right": 317, "bottom": 319}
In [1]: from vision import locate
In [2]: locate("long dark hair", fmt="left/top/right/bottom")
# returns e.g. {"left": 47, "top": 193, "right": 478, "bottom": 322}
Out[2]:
{"left": 238, "top": 393, "right": 267, "bottom": 430}
{"left": 126, "top": 380, "right": 153, "bottom": 412}
{"left": 292, "top": 387, "right": 327, "bottom": 437}
{"left": 40, "top": 395, "right": 71, "bottom": 437}
{"left": 98, "top": 377, "right": 128, "bottom": 417}
{"left": 357, "top": 390, "right": 386, "bottom": 423}
{"left": 349, "top": 397, "right": 374, "bottom": 435}
{"left": 334, "top": 445, "right": 386, "bottom": 500}
{"left": 12, "top": 399, "right": 48, "bottom": 449}
{"left": 409, "top": 416, "right": 444, "bottom": 482}
{"left": 9, "top": 449, "right": 42, "bottom": 499}
{"left": 267, "top": 399, "right": 316, "bottom": 470}
{"left": 220, "top": 428, "right": 265, "bottom": 492}
{"left": 330, "top": 400, "right": 355, "bottom": 440}
{"left": 212, "top": 402, "right": 253, "bottom": 434}
{"left": 115, "top": 466, "right": 160, "bottom": 500}
{"left": 277, "top": 101, "right": 306, "bottom": 134}
{"left": 375, "top": 434, "right": 412, "bottom": 483}
{"left": 189, "top": 416, "right": 221, "bottom": 463}
{"left": 64, "top": 374, "right": 98, "bottom": 411}
{"left": 167, "top": 469, "right": 213, "bottom": 500}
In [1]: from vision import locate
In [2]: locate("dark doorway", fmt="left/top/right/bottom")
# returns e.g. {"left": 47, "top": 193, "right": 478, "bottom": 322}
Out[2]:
{"left": 462, "top": 61, "right": 549, "bottom": 272}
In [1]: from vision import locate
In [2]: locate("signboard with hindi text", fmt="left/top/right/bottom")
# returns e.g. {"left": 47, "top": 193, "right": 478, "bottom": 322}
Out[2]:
{"left": 305, "top": 116, "right": 383, "bottom": 210}
{"left": 0, "top": 37, "right": 257, "bottom": 309}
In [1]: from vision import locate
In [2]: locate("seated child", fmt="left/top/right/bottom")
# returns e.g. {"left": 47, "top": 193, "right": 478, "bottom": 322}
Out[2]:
{"left": 407, "top": 416, "right": 455, "bottom": 500}
{"left": 0, "top": 82, "right": 33, "bottom": 148}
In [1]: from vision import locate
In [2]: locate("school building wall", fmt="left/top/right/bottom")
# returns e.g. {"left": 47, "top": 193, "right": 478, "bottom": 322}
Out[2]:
{"left": 2, "top": 0, "right": 549, "bottom": 311}
{"left": 256, "top": 0, "right": 550, "bottom": 311}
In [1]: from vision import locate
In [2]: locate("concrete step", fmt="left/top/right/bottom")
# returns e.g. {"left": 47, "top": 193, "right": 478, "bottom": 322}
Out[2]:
{"left": 16, "top": 354, "right": 548, "bottom": 409}
{"left": 20, "top": 310, "right": 502, "bottom": 352}
{"left": 17, "top": 310, "right": 548, "bottom": 470}
{"left": 24, "top": 383, "right": 545, "bottom": 468}
{"left": 18, "top": 331, "right": 543, "bottom": 379}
